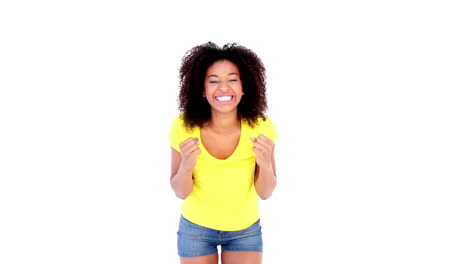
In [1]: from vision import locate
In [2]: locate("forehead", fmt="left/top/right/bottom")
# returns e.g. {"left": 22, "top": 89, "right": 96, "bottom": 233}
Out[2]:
{"left": 206, "top": 60, "right": 239, "bottom": 75}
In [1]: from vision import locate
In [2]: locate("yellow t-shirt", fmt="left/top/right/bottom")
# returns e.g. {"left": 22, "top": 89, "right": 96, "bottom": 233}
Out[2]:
{"left": 169, "top": 115, "right": 278, "bottom": 231}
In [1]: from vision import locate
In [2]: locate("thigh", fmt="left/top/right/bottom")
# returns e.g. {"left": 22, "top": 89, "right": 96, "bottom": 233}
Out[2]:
{"left": 221, "top": 251, "right": 262, "bottom": 264}
{"left": 177, "top": 216, "right": 218, "bottom": 258}
{"left": 180, "top": 253, "right": 219, "bottom": 264}
{"left": 220, "top": 219, "right": 263, "bottom": 264}
{"left": 222, "top": 219, "right": 263, "bottom": 252}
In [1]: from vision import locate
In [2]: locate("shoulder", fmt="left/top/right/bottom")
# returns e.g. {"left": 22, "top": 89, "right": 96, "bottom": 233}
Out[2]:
{"left": 169, "top": 114, "right": 182, "bottom": 132}
{"left": 261, "top": 116, "right": 279, "bottom": 143}
{"left": 170, "top": 114, "right": 197, "bottom": 135}
{"left": 243, "top": 115, "right": 275, "bottom": 128}
{"left": 258, "top": 115, "right": 275, "bottom": 125}
{"left": 246, "top": 115, "right": 279, "bottom": 143}
{"left": 170, "top": 114, "right": 184, "bottom": 127}
{"left": 169, "top": 114, "right": 196, "bottom": 151}
{"left": 254, "top": 115, "right": 276, "bottom": 130}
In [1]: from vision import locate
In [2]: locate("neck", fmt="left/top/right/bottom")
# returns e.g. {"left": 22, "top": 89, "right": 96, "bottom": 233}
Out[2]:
{"left": 208, "top": 111, "right": 240, "bottom": 132}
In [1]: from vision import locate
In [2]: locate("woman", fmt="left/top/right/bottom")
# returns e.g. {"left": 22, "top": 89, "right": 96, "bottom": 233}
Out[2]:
{"left": 169, "top": 42, "right": 278, "bottom": 264}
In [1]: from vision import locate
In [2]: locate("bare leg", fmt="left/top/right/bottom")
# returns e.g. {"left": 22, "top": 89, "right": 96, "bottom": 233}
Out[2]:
{"left": 180, "top": 253, "right": 218, "bottom": 264}
{"left": 221, "top": 251, "right": 262, "bottom": 264}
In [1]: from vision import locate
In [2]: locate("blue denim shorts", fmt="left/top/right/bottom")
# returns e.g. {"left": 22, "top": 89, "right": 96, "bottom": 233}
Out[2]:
{"left": 177, "top": 215, "right": 263, "bottom": 257}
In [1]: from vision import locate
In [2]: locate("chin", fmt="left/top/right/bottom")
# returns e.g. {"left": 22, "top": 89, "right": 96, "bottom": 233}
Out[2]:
{"left": 211, "top": 106, "right": 239, "bottom": 114}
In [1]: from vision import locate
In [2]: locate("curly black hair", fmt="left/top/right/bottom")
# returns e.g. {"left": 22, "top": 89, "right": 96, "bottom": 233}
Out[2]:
{"left": 178, "top": 42, "right": 268, "bottom": 129}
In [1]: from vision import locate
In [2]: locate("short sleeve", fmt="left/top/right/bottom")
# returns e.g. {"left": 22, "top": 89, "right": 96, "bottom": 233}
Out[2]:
{"left": 168, "top": 115, "right": 183, "bottom": 152}
{"left": 258, "top": 117, "right": 279, "bottom": 143}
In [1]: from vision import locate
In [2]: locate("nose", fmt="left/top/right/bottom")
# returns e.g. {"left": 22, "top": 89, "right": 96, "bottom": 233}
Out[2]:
{"left": 218, "top": 80, "right": 230, "bottom": 91}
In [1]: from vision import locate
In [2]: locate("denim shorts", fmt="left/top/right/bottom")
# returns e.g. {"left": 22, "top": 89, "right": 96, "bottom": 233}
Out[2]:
{"left": 177, "top": 215, "right": 263, "bottom": 257}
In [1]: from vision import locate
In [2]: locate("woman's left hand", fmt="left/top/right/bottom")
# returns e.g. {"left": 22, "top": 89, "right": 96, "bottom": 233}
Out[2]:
{"left": 249, "top": 134, "right": 274, "bottom": 168}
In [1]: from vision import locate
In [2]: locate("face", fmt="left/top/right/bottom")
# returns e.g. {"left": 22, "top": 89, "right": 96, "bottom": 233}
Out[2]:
{"left": 204, "top": 60, "right": 243, "bottom": 115}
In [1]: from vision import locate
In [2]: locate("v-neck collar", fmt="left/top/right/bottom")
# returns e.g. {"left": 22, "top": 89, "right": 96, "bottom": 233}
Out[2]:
{"left": 197, "top": 120, "right": 244, "bottom": 161}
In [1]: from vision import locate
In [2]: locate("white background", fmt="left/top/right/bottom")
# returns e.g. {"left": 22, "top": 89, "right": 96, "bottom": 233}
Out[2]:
{"left": 1, "top": 0, "right": 467, "bottom": 263}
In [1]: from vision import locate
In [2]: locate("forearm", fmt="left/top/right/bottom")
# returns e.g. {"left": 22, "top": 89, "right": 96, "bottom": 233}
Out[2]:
{"left": 254, "top": 164, "right": 277, "bottom": 200}
{"left": 170, "top": 166, "right": 194, "bottom": 199}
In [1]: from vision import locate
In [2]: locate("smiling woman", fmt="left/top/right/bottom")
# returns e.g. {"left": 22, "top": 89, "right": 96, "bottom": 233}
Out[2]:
{"left": 203, "top": 60, "right": 244, "bottom": 112}
{"left": 168, "top": 42, "right": 278, "bottom": 264}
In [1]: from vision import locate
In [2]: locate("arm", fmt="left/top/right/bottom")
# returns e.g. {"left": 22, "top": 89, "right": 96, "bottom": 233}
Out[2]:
{"left": 250, "top": 135, "right": 277, "bottom": 200}
{"left": 170, "top": 137, "right": 200, "bottom": 199}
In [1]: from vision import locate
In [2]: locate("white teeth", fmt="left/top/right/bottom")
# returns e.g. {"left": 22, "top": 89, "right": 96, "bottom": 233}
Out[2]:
{"left": 216, "top": 96, "right": 233, "bottom": 101}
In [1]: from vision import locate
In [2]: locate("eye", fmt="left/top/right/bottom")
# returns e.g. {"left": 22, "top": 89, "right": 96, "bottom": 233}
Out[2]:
{"left": 229, "top": 79, "right": 238, "bottom": 82}
{"left": 209, "top": 80, "right": 219, "bottom": 84}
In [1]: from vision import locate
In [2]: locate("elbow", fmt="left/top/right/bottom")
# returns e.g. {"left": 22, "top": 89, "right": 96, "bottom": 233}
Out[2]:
{"left": 175, "top": 192, "right": 190, "bottom": 200}
{"left": 170, "top": 180, "right": 192, "bottom": 200}
{"left": 258, "top": 191, "right": 273, "bottom": 200}
{"left": 173, "top": 188, "right": 192, "bottom": 200}
{"left": 255, "top": 181, "right": 277, "bottom": 200}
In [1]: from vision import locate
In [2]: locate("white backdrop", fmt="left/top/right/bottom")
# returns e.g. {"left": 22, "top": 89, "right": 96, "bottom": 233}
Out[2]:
{"left": 1, "top": 0, "right": 467, "bottom": 263}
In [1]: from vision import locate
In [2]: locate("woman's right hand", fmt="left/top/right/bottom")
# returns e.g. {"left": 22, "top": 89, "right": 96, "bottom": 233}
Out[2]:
{"left": 179, "top": 137, "right": 201, "bottom": 170}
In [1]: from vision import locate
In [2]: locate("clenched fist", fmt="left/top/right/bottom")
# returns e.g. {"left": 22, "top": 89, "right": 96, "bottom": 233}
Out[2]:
{"left": 249, "top": 134, "right": 274, "bottom": 168}
{"left": 179, "top": 137, "right": 201, "bottom": 170}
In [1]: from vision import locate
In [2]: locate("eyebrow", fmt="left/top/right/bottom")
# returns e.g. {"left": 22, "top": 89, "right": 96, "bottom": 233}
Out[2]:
{"left": 207, "top": 73, "right": 239, "bottom": 78}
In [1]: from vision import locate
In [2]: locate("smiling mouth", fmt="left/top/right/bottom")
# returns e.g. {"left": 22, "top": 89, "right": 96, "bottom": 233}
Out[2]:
{"left": 215, "top": 95, "right": 234, "bottom": 101}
